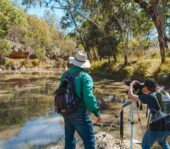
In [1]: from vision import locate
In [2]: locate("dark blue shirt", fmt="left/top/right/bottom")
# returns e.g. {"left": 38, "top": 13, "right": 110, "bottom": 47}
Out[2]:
{"left": 138, "top": 93, "right": 160, "bottom": 115}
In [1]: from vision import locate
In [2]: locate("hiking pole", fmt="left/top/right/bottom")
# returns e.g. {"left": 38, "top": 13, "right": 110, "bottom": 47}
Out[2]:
{"left": 130, "top": 101, "right": 135, "bottom": 149}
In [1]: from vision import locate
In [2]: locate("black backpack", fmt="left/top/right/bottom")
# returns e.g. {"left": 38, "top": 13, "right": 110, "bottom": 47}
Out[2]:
{"left": 54, "top": 70, "right": 81, "bottom": 115}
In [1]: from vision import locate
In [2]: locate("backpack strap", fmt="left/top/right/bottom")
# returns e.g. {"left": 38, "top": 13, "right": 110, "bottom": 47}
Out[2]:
{"left": 156, "top": 91, "right": 164, "bottom": 111}
{"left": 65, "top": 70, "right": 82, "bottom": 98}
{"left": 64, "top": 70, "right": 82, "bottom": 79}
{"left": 70, "top": 70, "right": 82, "bottom": 79}
{"left": 149, "top": 91, "right": 162, "bottom": 111}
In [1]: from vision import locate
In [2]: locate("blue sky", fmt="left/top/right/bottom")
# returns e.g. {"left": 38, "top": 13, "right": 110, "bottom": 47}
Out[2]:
{"left": 27, "top": 5, "right": 64, "bottom": 20}
{"left": 16, "top": 0, "right": 65, "bottom": 29}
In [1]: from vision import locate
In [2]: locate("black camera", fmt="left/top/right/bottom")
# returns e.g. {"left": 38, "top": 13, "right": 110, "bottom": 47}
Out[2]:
{"left": 125, "top": 80, "right": 144, "bottom": 94}
{"left": 125, "top": 80, "right": 144, "bottom": 110}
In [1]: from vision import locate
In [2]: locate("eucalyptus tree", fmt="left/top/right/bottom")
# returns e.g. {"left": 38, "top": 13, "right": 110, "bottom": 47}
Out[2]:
{"left": 21, "top": 0, "right": 157, "bottom": 64}
{"left": 134, "top": 0, "right": 170, "bottom": 63}
{"left": 128, "top": 3, "right": 154, "bottom": 58}
{"left": 21, "top": 0, "right": 120, "bottom": 61}
{"left": 163, "top": 1, "right": 170, "bottom": 48}
{"left": 81, "top": 0, "right": 150, "bottom": 64}
{"left": 95, "top": 0, "right": 133, "bottom": 64}
{"left": 21, "top": 0, "right": 98, "bottom": 55}
{"left": 79, "top": 19, "right": 120, "bottom": 62}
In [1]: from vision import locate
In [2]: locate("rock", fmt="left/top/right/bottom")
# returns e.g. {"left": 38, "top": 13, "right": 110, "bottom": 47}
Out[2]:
{"left": 50, "top": 131, "right": 142, "bottom": 149}
{"left": 95, "top": 131, "right": 114, "bottom": 149}
{"left": 51, "top": 146, "right": 63, "bottom": 149}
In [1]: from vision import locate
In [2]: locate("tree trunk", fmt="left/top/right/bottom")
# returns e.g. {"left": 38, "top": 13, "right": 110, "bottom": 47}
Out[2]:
{"left": 152, "top": 8, "right": 166, "bottom": 63}
{"left": 113, "top": 53, "right": 117, "bottom": 63}
{"left": 134, "top": 0, "right": 166, "bottom": 63}
{"left": 92, "top": 48, "right": 99, "bottom": 61}
{"left": 123, "top": 29, "right": 128, "bottom": 65}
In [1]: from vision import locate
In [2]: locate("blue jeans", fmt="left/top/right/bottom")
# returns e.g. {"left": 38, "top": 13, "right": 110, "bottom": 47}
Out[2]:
{"left": 142, "top": 129, "right": 170, "bottom": 149}
{"left": 63, "top": 105, "right": 95, "bottom": 149}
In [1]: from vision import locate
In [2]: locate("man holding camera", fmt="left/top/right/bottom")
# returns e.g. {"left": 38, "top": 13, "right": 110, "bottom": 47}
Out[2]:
{"left": 128, "top": 78, "right": 170, "bottom": 149}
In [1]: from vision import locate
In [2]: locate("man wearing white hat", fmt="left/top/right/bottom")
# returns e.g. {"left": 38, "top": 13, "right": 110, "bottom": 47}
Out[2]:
{"left": 60, "top": 51, "right": 102, "bottom": 149}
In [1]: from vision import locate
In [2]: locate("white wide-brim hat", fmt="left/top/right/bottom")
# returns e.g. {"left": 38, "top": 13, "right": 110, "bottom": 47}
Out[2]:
{"left": 69, "top": 51, "right": 91, "bottom": 69}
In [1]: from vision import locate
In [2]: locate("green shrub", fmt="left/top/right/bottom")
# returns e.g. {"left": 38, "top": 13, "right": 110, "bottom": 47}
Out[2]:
{"left": 151, "top": 53, "right": 160, "bottom": 58}
{"left": 159, "top": 62, "right": 170, "bottom": 73}
{"left": 0, "top": 39, "right": 12, "bottom": 56}
{"left": 166, "top": 51, "right": 170, "bottom": 57}
{"left": 123, "top": 66, "right": 134, "bottom": 78}
{"left": 90, "top": 61, "right": 107, "bottom": 76}
{"left": 132, "top": 62, "right": 150, "bottom": 80}
{"left": 32, "top": 60, "right": 39, "bottom": 67}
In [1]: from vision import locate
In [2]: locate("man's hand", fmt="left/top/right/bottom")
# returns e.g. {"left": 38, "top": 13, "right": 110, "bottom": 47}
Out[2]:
{"left": 128, "top": 80, "right": 140, "bottom": 102}
{"left": 130, "top": 80, "right": 138, "bottom": 87}
{"left": 96, "top": 116, "right": 102, "bottom": 123}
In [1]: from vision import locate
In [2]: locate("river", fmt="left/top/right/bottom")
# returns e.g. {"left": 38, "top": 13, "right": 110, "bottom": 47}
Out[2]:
{"left": 0, "top": 69, "right": 64, "bottom": 149}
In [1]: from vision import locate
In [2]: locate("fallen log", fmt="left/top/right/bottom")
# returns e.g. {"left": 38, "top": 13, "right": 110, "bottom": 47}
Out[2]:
{"left": 93, "top": 121, "right": 120, "bottom": 128}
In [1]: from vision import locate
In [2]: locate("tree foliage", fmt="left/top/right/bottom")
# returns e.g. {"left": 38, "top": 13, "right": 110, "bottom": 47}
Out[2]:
{"left": 0, "top": 39, "right": 12, "bottom": 56}
{"left": 2, "top": 0, "right": 170, "bottom": 64}
{"left": 20, "top": 0, "right": 156, "bottom": 63}
{"left": 0, "top": 0, "right": 27, "bottom": 37}
{"left": 0, "top": 0, "right": 76, "bottom": 62}
{"left": 134, "top": 0, "right": 170, "bottom": 63}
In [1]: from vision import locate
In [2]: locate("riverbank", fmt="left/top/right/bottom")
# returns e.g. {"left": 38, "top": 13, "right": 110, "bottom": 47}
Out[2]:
{"left": 0, "top": 57, "right": 66, "bottom": 71}
{"left": 1, "top": 57, "right": 170, "bottom": 86}
{"left": 90, "top": 58, "right": 170, "bottom": 85}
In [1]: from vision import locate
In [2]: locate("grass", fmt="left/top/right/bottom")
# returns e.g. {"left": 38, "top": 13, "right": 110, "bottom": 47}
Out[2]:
{"left": 90, "top": 57, "right": 170, "bottom": 84}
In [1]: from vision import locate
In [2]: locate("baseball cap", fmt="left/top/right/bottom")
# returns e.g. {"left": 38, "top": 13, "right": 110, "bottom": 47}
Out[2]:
{"left": 144, "top": 78, "right": 157, "bottom": 91}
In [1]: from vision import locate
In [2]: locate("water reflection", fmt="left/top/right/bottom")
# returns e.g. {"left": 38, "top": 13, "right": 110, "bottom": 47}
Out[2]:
{"left": 0, "top": 70, "right": 63, "bottom": 148}
{"left": 0, "top": 98, "right": 53, "bottom": 126}
{"left": 0, "top": 114, "right": 64, "bottom": 149}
